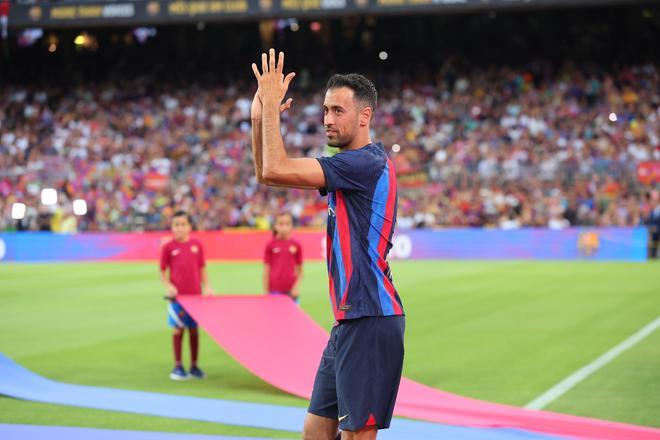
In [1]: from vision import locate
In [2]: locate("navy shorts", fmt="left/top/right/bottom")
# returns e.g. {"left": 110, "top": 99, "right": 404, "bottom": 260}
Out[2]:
{"left": 308, "top": 315, "right": 405, "bottom": 431}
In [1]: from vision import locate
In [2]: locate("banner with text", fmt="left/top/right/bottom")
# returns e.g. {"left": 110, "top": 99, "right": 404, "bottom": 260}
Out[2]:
{"left": 0, "top": 227, "right": 647, "bottom": 262}
{"left": 8, "top": 0, "right": 636, "bottom": 29}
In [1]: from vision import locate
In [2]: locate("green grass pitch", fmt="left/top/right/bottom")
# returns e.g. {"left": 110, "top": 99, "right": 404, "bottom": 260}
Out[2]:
{"left": 0, "top": 260, "right": 659, "bottom": 437}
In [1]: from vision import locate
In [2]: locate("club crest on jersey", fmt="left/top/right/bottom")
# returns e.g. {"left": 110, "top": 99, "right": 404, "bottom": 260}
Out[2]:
{"left": 172, "top": 249, "right": 181, "bottom": 256}
{"left": 289, "top": 245, "right": 297, "bottom": 254}
{"left": 191, "top": 245, "right": 199, "bottom": 254}
{"left": 273, "top": 247, "right": 281, "bottom": 254}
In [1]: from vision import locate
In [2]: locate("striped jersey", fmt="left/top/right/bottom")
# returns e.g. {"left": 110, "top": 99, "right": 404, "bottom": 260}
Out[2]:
{"left": 317, "top": 142, "right": 404, "bottom": 321}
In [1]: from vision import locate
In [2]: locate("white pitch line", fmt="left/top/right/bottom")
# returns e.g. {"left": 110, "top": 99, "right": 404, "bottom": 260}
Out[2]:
{"left": 525, "top": 316, "right": 660, "bottom": 410}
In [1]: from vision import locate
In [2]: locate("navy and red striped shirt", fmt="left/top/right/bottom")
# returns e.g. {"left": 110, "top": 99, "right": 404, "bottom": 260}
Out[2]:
{"left": 317, "top": 142, "right": 404, "bottom": 321}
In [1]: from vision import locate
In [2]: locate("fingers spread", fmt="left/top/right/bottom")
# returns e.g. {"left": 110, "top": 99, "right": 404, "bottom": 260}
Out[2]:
{"left": 251, "top": 63, "right": 261, "bottom": 80}
{"left": 283, "top": 72, "right": 296, "bottom": 91}
{"left": 280, "top": 97, "right": 293, "bottom": 112}
{"left": 261, "top": 52, "right": 268, "bottom": 74}
{"left": 269, "top": 48, "right": 276, "bottom": 72}
{"left": 277, "top": 51, "right": 284, "bottom": 73}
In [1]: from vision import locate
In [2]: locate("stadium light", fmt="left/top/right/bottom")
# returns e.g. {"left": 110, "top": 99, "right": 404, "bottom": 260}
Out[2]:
{"left": 18, "top": 28, "right": 44, "bottom": 47}
{"left": 74, "top": 34, "right": 87, "bottom": 46}
{"left": 41, "top": 188, "right": 58, "bottom": 205}
{"left": 11, "top": 203, "right": 27, "bottom": 220}
{"left": 73, "top": 32, "right": 98, "bottom": 50}
{"left": 73, "top": 199, "right": 88, "bottom": 216}
{"left": 133, "top": 27, "right": 157, "bottom": 44}
{"left": 379, "top": 51, "right": 389, "bottom": 61}
{"left": 47, "top": 34, "right": 58, "bottom": 53}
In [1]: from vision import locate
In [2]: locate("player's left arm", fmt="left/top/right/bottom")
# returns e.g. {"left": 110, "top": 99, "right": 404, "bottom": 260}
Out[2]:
{"left": 201, "top": 267, "right": 215, "bottom": 296}
{"left": 252, "top": 49, "right": 326, "bottom": 190}
{"left": 291, "top": 264, "right": 303, "bottom": 300}
{"left": 291, "top": 243, "right": 303, "bottom": 299}
{"left": 199, "top": 244, "right": 215, "bottom": 296}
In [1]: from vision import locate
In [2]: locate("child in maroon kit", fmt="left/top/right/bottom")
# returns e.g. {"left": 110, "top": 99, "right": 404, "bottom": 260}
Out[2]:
{"left": 263, "top": 212, "right": 303, "bottom": 303}
{"left": 160, "top": 211, "right": 215, "bottom": 381}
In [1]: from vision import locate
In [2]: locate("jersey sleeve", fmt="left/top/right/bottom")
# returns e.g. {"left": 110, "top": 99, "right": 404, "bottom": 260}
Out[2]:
{"left": 295, "top": 242, "right": 303, "bottom": 265}
{"left": 159, "top": 244, "right": 170, "bottom": 271}
{"left": 197, "top": 241, "right": 206, "bottom": 268}
{"left": 263, "top": 241, "right": 272, "bottom": 264}
{"left": 316, "top": 149, "right": 376, "bottom": 193}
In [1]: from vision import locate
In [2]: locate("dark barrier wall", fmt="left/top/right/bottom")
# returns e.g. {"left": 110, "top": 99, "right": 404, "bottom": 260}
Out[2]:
{"left": 0, "top": 228, "right": 648, "bottom": 262}
{"left": 8, "top": 0, "right": 643, "bottom": 29}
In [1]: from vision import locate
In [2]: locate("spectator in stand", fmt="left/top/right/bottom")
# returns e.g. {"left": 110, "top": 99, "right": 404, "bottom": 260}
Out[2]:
{"left": 1, "top": 62, "right": 658, "bottom": 231}
{"left": 0, "top": 0, "right": 9, "bottom": 41}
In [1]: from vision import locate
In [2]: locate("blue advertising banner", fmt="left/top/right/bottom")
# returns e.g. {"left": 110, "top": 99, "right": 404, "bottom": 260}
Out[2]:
{"left": 387, "top": 228, "right": 648, "bottom": 262}
{"left": 0, "top": 228, "right": 648, "bottom": 263}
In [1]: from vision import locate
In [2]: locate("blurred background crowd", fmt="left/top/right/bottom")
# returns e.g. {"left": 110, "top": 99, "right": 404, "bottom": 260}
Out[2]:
{"left": 1, "top": 5, "right": 659, "bottom": 232}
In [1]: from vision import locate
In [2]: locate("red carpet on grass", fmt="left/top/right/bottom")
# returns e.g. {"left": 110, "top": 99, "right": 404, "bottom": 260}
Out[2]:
{"left": 177, "top": 295, "right": 660, "bottom": 439}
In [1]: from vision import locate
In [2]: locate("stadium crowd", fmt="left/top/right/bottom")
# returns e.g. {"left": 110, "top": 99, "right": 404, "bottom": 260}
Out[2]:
{"left": 1, "top": 61, "right": 659, "bottom": 232}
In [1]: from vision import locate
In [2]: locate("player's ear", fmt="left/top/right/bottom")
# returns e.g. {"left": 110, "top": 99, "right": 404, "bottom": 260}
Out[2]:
{"left": 359, "top": 106, "right": 372, "bottom": 127}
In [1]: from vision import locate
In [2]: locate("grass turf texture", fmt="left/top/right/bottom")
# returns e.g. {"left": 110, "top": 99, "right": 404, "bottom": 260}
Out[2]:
{"left": 0, "top": 261, "right": 659, "bottom": 437}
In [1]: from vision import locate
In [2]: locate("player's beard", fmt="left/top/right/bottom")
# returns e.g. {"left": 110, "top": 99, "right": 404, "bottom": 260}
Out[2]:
{"left": 327, "top": 137, "right": 350, "bottom": 149}
{"left": 326, "top": 129, "right": 354, "bottom": 149}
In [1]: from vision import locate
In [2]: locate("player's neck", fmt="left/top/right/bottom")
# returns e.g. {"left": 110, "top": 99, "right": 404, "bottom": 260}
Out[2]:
{"left": 275, "top": 234, "right": 290, "bottom": 240}
{"left": 343, "top": 133, "right": 372, "bottom": 151}
{"left": 174, "top": 236, "right": 190, "bottom": 243}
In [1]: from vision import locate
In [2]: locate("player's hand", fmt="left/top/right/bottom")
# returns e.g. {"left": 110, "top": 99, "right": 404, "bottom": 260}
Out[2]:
{"left": 166, "top": 284, "right": 178, "bottom": 299}
{"left": 291, "top": 287, "right": 300, "bottom": 300}
{"left": 251, "top": 48, "right": 296, "bottom": 108}
{"left": 203, "top": 287, "right": 216, "bottom": 296}
{"left": 251, "top": 90, "right": 293, "bottom": 121}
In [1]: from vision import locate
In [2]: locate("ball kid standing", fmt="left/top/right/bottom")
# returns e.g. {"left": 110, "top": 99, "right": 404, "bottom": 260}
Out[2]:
{"left": 160, "top": 211, "right": 215, "bottom": 380}
{"left": 263, "top": 212, "right": 303, "bottom": 303}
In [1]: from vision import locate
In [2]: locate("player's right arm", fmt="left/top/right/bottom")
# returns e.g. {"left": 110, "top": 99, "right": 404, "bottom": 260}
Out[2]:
{"left": 251, "top": 89, "right": 292, "bottom": 184}
{"left": 160, "top": 270, "right": 178, "bottom": 299}
{"left": 159, "top": 244, "right": 178, "bottom": 299}
{"left": 252, "top": 49, "right": 326, "bottom": 190}
{"left": 263, "top": 264, "right": 270, "bottom": 294}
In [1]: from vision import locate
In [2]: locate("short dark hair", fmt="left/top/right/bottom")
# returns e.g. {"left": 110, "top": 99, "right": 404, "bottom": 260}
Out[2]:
{"left": 275, "top": 211, "right": 293, "bottom": 221}
{"left": 326, "top": 73, "right": 377, "bottom": 112}
{"left": 172, "top": 210, "right": 192, "bottom": 224}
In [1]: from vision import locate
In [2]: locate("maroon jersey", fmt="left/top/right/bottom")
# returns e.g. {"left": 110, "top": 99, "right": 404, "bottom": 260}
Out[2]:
{"left": 264, "top": 238, "right": 302, "bottom": 293}
{"left": 160, "top": 238, "right": 205, "bottom": 295}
